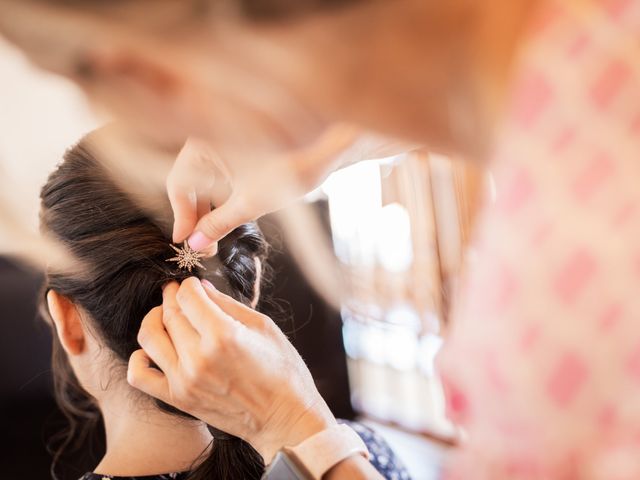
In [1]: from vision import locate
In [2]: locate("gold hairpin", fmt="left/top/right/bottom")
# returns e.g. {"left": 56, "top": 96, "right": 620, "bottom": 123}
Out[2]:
{"left": 166, "top": 241, "right": 206, "bottom": 273}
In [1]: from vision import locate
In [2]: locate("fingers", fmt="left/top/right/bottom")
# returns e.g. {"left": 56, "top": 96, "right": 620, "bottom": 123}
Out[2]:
{"left": 137, "top": 306, "right": 178, "bottom": 374}
{"left": 127, "top": 349, "right": 171, "bottom": 403}
{"left": 187, "top": 195, "right": 252, "bottom": 251}
{"left": 168, "top": 138, "right": 215, "bottom": 243}
{"left": 201, "top": 279, "right": 273, "bottom": 331}
{"left": 168, "top": 142, "right": 199, "bottom": 243}
{"left": 162, "top": 282, "right": 200, "bottom": 354}
{"left": 196, "top": 190, "right": 212, "bottom": 221}
{"left": 194, "top": 191, "right": 218, "bottom": 256}
{"left": 168, "top": 181, "right": 197, "bottom": 243}
{"left": 175, "top": 277, "right": 237, "bottom": 338}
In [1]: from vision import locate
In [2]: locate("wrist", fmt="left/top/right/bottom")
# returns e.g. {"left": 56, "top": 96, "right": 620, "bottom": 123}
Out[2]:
{"left": 262, "top": 424, "right": 371, "bottom": 480}
{"left": 256, "top": 396, "right": 337, "bottom": 464}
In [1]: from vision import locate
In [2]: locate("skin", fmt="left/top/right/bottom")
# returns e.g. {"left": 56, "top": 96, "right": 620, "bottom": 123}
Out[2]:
{"left": 0, "top": 0, "right": 534, "bottom": 247}
{"left": 1, "top": 0, "right": 539, "bottom": 476}
{"left": 130, "top": 278, "right": 339, "bottom": 465}
{"left": 46, "top": 288, "right": 213, "bottom": 476}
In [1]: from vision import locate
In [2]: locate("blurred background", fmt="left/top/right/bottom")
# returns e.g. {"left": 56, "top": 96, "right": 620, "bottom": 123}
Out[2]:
{"left": 0, "top": 38, "right": 485, "bottom": 479}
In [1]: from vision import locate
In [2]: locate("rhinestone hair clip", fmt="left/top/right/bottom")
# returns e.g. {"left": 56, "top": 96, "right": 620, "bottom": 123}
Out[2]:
{"left": 166, "top": 241, "right": 206, "bottom": 273}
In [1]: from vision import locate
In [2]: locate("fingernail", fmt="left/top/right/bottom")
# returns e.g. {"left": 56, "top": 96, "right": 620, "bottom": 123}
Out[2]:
{"left": 188, "top": 231, "right": 214, "bottom": 251}
{"left": 201, "top": 279, "right": 216, "bottom": 290}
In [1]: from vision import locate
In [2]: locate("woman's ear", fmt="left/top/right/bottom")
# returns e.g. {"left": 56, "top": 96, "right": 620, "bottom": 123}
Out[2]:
{"left": 250, "top": 257, "right": 262, "bottom": 309}
{"left": 46, "top": 290, "right": 86, "bottom": 356}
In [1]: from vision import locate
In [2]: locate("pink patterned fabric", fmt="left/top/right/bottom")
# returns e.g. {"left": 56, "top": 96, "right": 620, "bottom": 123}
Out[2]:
{"left": 439, "top": 1, "right": 640, "bottom": 478}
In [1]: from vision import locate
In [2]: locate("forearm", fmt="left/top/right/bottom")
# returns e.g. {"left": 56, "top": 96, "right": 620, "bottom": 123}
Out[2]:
{"left": 290, "top": 126, "right": 418, "bottom": 194}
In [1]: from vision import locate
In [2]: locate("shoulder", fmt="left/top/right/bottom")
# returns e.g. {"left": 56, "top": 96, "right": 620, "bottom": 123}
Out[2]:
{"left": 339, "top": 420, "right": 412, "bottom": 480}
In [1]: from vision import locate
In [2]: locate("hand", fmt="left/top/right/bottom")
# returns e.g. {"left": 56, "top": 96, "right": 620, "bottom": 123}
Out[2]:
{"left": 167, "top": 127, "right": 413, "bottom": 252}
{"left": 127, "top": 278, "right": 337, "bottom": 463}
{"left": 166, "top": 138, "right": 230, "bottom": 254}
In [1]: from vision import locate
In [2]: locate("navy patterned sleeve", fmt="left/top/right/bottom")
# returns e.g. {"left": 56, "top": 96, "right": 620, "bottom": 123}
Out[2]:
{"left": 340, "top": 420, "right": 412, "bottom": 480}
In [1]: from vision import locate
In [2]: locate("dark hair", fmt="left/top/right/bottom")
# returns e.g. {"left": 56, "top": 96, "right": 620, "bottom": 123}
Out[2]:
{"left": 39, "top": 135, "right": 268, "bottom": 480}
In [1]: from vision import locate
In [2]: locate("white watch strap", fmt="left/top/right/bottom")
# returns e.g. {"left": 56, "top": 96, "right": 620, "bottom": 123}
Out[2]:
{"left": 286, "top": 424, "right": 370, "bottom": 480}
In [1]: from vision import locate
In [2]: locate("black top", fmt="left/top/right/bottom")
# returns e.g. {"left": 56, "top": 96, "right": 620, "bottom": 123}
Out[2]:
{"left": 79, "top": 421, "right": 411, "bottom": 480}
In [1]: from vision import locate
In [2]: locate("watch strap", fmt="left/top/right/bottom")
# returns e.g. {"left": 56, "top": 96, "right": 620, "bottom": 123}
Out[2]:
{"left": 285, "top": 423, "right": 370, "bottom": 479}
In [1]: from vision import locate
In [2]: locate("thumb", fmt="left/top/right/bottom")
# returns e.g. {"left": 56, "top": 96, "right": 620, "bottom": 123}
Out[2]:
{"left": 127, "top": 349, "right": 171, "bottom": 403}
{"left": 187, "top": 195, "right": 252, "bottom": 251}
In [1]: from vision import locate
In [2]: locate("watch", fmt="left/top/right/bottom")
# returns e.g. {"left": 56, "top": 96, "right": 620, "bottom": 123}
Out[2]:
{"left": 261, "top": 424, "right": 370, "bottom": 480}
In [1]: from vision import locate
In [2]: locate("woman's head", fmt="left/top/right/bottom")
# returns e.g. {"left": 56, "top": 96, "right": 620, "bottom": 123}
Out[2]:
{"left": 40, "top": 132, "right": 268, "bottom": 478}
{"left": 0, "top": 0, "right": 504, "bottom": 157}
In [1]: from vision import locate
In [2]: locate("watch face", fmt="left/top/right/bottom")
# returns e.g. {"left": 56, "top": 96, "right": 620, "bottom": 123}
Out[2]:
{"left": 263, "top": 451, "right": 312, "bottom": 480}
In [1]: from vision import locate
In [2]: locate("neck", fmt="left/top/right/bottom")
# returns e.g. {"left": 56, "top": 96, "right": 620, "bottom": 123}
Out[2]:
{"left": 94, "top": 389, "right": 213, "bottom": 476}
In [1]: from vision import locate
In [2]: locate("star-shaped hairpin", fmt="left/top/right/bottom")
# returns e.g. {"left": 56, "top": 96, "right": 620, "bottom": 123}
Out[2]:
{"left": 166, "top": 241, "right": 206, "bottom": 273}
